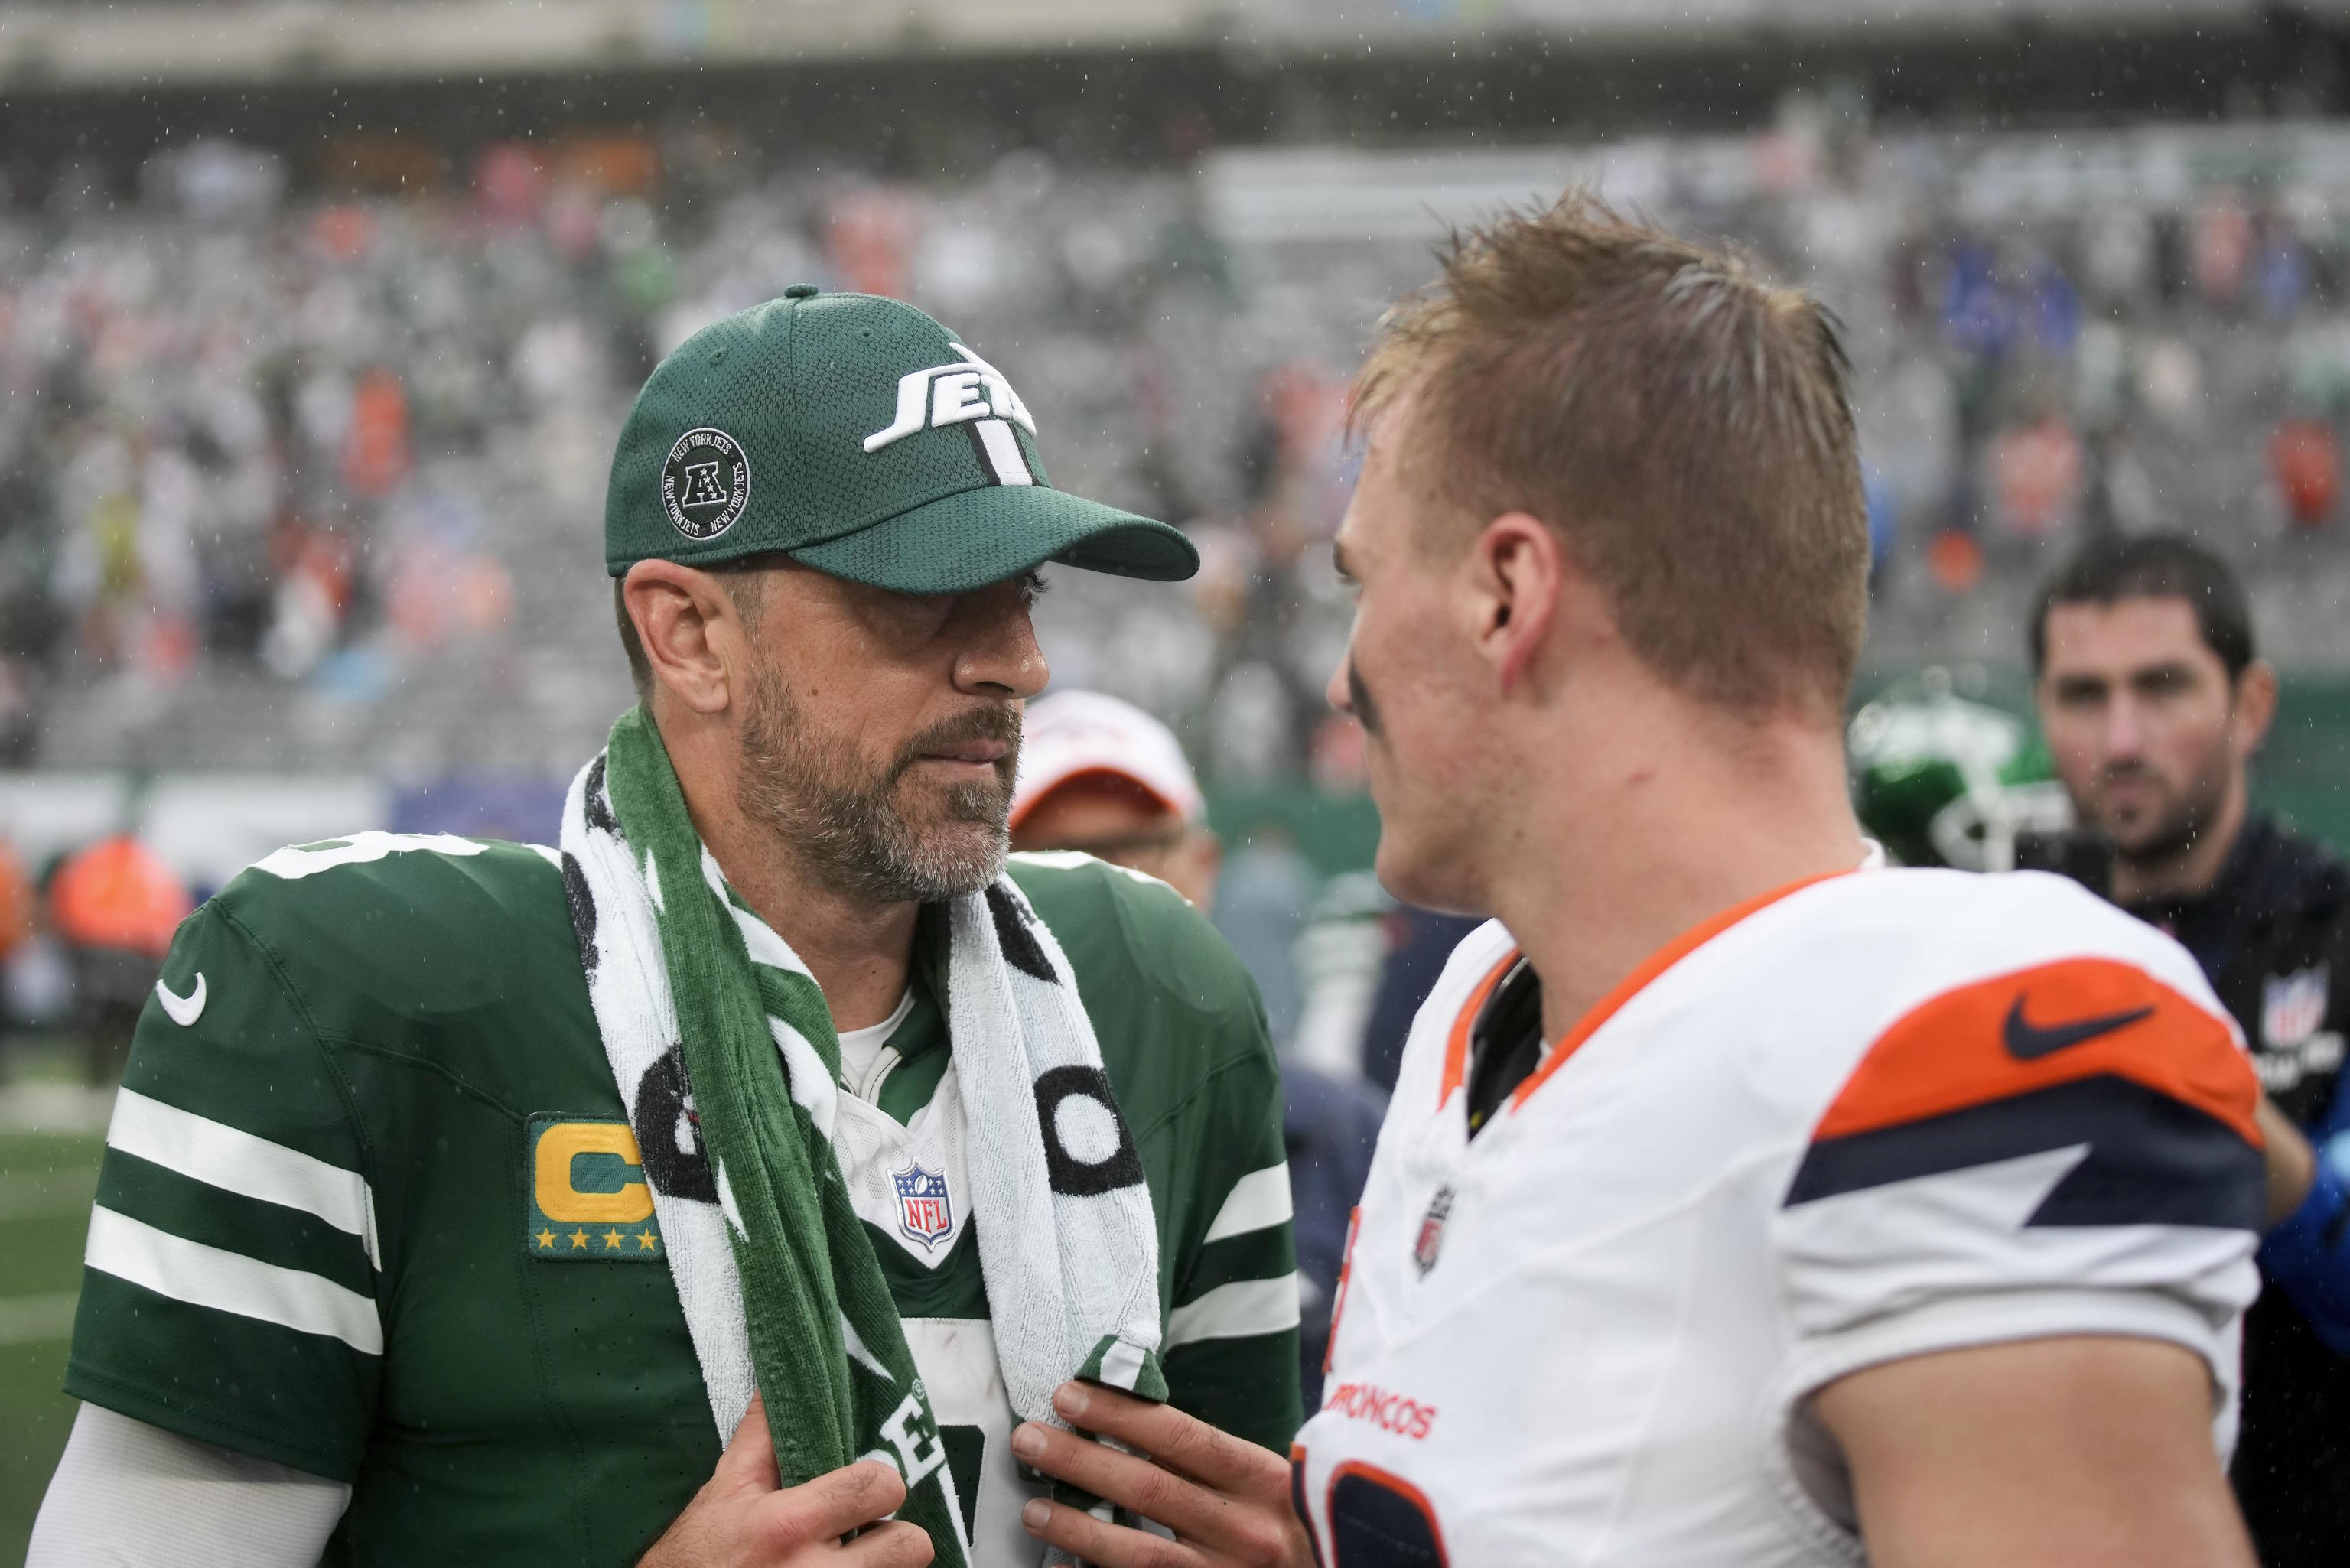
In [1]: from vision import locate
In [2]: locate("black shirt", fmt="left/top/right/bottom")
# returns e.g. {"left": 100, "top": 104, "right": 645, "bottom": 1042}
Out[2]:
{"left": 1463, "top": 956, "right": 1544, "bottom": 1138}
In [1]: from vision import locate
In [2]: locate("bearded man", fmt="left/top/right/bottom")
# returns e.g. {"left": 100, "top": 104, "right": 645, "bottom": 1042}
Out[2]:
{"left": 31, "top": 288, "right": 1302, "bottom": 1568}
{"left": 2027, "top": 532, "right": 2350, "bottom": 1567}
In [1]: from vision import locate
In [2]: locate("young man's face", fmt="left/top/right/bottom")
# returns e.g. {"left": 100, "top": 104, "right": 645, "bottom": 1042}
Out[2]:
{"left": 1326, "top": 408, "right": 1496, "bottom": 916}
{"left": 737, "top": 563, "right": 1048, "bottom": 903}
{"left": 2035, "top": 596, "right": 2264, "bottom": 864}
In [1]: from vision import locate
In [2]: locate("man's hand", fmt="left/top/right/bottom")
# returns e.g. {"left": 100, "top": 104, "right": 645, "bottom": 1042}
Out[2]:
{"left": 1008, "top": 1381, "right": 1312, "bottom": 1568}
{"left": 1813, "top": 1335, "right": 2254, "bottom": 1568}
{"left": 640, "top": 1394, "right": 934, "bottom": 1567}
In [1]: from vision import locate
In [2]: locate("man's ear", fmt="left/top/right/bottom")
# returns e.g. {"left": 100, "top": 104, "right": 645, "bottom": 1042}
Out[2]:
{"left": 2233, "top": 658, "right": 2279, "bottom": 760}
{"left": 1470, "top": 512, "right": 1567, "bottom": 694}
{"left": 623, "top": 561, "right": 744, "bottom": 717}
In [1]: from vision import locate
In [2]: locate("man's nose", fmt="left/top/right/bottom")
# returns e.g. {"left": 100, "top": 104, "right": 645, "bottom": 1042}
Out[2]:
{"left": 956, "top": 587, "right": 1050, "bottom": 700}
{"left": 1326, "top": 647, "right": 1355, "bottom": 715}
{"left": 2101, "top": 693, "right": 2149, "bottom": 760}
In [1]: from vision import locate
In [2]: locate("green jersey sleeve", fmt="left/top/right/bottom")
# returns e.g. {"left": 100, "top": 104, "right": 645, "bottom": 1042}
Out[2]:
{"left": 63, "top": 898, "right": 383, "bottom": 1483}
{"left": 1157, "top": 1037, "right": 1303, "bottom": 1456}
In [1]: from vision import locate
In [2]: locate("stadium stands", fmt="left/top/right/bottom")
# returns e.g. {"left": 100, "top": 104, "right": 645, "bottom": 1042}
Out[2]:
{"left": 9, "top": 117, "right": 2350, "bottom": 779}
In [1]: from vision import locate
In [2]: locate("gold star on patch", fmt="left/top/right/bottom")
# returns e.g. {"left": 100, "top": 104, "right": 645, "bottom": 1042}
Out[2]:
{"left": 604, "top": 1229, "right": 624, "bottom": 1250}
{"left": 534, "top": 1228, "right": 556, "bottom": 1251}
{"left": 570, "top": 1228, "right": 591, "bottom": 1250}
{"left": 637, "top": 1229, "right": 659, "bottom": 1251}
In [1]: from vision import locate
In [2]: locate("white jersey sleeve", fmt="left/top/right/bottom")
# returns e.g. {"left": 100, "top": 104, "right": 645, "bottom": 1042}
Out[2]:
{"left": 1766, "top": 873, "right": 2265, "bottom": 1527}
{"left": 29, "top": 1403, "right": 349, "bottom": 1568}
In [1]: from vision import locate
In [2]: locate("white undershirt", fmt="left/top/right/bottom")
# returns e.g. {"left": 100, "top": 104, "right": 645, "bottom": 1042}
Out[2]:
{"left": 31, "top": 1403, "right": 349, "bottom": 1568}
{"left": 835, "top": 987, "right": 916, "bottom": 1101}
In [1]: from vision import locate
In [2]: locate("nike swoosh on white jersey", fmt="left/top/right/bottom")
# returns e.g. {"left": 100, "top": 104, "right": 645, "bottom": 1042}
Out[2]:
{"left": 155, "top": 973, "right": 207, "bottom": 1027}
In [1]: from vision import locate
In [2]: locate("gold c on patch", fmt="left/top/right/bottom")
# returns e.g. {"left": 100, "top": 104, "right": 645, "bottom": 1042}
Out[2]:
{"left": 527, "top": 1116, "right": 665, "bottom": 1262}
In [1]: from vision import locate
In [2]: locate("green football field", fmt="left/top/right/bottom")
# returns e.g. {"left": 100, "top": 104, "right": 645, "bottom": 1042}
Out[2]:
{"left": 0, "top": 1127, "right": 103, "bottom": 1563}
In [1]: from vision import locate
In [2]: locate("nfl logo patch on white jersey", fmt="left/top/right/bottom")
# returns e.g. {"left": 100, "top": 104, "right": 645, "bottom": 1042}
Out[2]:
{"left": 892, "top": 1163, "right": 952, "bottom": 1250}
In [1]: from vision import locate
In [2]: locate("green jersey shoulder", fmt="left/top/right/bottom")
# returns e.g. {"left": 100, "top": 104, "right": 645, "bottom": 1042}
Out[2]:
{"left": 65, "top": 833, "right": 1298, "bottom": 1567}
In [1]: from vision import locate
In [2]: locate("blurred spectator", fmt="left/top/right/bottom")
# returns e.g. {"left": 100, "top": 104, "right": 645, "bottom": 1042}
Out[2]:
{"left": 1212, "top": 831, "right": 1315, "bottom": 1046}
{"left": 1011, "top": 688, "right": 1219, "bottom": 906}
{"left": 0, "top": 834, "right": 31, "bottom": 968}
{"left": 2, "top": 119, "right": 2349, "bottom": 778}
{"left": 2268, "top": 417, "right": 2342, "bottom": 532}
{"left": 1358, "top": 908, "right": 1489, "bottom": 1095}
{"left": 1288, "top": 871, "right": 1393, "bottom": 1081}
{"left": 47, "top": 831, "right": 190, "bottom": 1085}
{"left": 1989, "top": 408, "right": 2084, "bottom": 542}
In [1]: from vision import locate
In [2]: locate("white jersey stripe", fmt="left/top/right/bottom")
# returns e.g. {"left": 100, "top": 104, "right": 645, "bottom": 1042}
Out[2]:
{"left": 107, "top": 1088, "right": 380, "bottom": 1270}
{"left": 1203, "top": 1162, "right": 1294, "bottom": 1244}
{"left": 249, "top": 831, "right": 483, "bottom": 881}
{"left": 1097, "top": 1337, "right": 1147, "bottom": 1391}
{"left": 83, "top": 1206, "right": 383, "bottom": 1355}
{"left": 1165, "top": 1273, "right": 1304, "bottom": 1348}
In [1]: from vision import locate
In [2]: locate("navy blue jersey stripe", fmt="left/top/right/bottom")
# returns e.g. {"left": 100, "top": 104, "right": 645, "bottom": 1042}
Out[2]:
{"left": 1785, "top": 1072, "right": 2266, "bottom": 1231}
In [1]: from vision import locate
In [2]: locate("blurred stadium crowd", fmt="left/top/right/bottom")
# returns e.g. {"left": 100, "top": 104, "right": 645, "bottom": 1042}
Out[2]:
{"left": 15, "top": 115, "right": 2350, "bottom": 781}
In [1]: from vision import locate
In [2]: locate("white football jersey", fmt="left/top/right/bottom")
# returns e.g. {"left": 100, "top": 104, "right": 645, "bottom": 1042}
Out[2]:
{"left": 1292, "top": 866, "right": 2266, "bottom": 1566}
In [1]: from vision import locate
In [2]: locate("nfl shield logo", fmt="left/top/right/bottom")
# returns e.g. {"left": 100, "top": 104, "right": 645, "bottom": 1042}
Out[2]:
{"left": 1411, "top": 1186, "right": 1456, "bottom": 1277}
{"left": 893, "top": 1164, "right": 953, "bottom": 1251}
{"left": 2264, "top": 966, "right": 2331, "bottom": 1049}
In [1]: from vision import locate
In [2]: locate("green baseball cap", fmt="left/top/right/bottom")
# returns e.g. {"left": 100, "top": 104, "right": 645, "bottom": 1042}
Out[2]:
{"left": 605, "top": 287, "right": 1198, "bottom": 593}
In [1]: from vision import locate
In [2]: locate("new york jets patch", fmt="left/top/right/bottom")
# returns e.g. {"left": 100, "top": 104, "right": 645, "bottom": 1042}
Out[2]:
{"left": 528, "top": 1116, "right": 666, "bottom": 1261}
{"left": 661, "top": 427, "right": 751, "bottom": 541}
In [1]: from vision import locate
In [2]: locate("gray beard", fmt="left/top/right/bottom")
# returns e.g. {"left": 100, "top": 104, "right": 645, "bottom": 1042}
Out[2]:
{"left": 735, "top": 659, "right": 1015, "bottom": 906}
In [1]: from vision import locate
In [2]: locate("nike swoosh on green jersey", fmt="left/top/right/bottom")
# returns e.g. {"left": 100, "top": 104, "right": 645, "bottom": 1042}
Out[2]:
{"left": 155, "top": 973, "right": 206, "bottom": 1026}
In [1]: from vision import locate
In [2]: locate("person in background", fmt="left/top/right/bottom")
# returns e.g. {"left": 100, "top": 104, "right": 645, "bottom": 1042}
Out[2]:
{"left": 0, "top": 834, "right": 31, "bottom": 978}
{"left": 44, "top": 831, "right": 190, "bottom": 1085}
{"left": 1008, "top": 688, "right": 1221, "bottom": 907}
{"left": 2027, "top": 532, "right": 2350, "bottom": 1567}
{"left": 1011, "top": 689, "right": 1383, "bottom": 1404}
{"left": 0, "top": 831, "right": 33, "bottom": 1065}
{"left": 1356, "top": 906, "right": 1486, "bottom": 1092}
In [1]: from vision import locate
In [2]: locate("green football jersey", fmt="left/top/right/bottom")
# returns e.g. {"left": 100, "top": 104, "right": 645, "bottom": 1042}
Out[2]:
{"left": 63, "top": 833, "right": 1300, "bottom": 1566}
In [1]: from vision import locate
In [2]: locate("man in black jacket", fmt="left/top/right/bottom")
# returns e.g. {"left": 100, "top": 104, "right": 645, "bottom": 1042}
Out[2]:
{"left": 2027, "top": 533, "right": 2350, "bottom": 1568}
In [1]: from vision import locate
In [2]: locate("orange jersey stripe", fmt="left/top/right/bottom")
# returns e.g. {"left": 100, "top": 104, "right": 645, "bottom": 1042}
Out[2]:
{"left": 1816, "top": 956, "right": 2261, "bottom": 1149}
{"left": 1504, "top": 869, "right": 1851, "bottom": 1111}
{"left": 1437, "top": 951, "right": 1519, "bottom": 1108}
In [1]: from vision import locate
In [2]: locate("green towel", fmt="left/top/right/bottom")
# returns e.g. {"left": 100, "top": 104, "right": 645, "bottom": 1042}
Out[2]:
{"left": 602, "top": 707, "right": 968, "bottom": 1563}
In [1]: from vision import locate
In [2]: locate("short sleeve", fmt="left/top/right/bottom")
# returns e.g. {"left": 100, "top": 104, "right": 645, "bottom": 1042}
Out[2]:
{"left": 1772, "top": 954, "right": 2266, "bottom": 1441}
{"left": 63, "top": 899, "right": 383, "bottom": 1483}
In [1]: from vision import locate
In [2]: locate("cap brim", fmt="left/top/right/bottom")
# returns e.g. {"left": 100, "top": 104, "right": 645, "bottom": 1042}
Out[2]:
{"left": 789, "top": 485, "right": 1199, "bottom": 595}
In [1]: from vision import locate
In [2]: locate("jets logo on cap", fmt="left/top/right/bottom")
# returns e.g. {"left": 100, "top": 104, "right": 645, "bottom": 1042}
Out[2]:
{"left": 863, "top": 343, "right": 1037, "bottom": 486}
{"left": 661, "top": 427, "right": 751, "bottom": 540}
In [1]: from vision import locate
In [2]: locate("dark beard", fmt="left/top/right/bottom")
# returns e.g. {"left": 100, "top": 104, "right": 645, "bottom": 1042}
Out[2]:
{"left": 735, "top": 656, "right": 1020, "bottom": 905}
{"left": 2105, "top": 759, "right": 2228, "bottom": 875}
